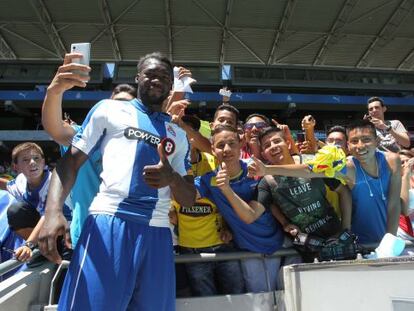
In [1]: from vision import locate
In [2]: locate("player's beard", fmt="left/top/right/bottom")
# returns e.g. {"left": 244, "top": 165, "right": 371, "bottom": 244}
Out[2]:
{"left": 139, "top": 86, "right": 170, "bottom": 110}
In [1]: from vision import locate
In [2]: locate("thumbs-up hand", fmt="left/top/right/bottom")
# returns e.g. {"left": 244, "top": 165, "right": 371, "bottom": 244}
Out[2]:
{"left": 143, "top": 142, "right": 175, "bottom": 188}
{"left": 216, "top": 162, "right": 231, "bottom": 193}
{"left": 247, "top": 156, "right": 267, "bottom": 177}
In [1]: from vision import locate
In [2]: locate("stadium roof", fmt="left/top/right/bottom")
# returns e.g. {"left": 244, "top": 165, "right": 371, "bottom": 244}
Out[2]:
{"left": 0, "top": 0, "right": 413, "bottom": 71}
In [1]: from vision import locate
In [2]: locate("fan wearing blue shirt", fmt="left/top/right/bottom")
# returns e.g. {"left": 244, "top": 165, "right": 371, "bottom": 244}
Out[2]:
{"left": 195, "top": 124, "right": 284, "bottom": 293}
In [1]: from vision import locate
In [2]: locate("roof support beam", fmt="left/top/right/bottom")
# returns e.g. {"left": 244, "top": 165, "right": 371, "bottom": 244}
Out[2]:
{"left": 219, "top": 0, "right": 233, "bottom": 65}
{"left": 276, "top": 35, "right": 326, "bottom": 63}
{"left": 91, "top": 0, "right": 141, "bottom": 45}
{"left": 313, "top": 0, "right": 358, "bottom": 66}
{"left": 165, "top": 0, "right": 173, "bottom": 61}
{"left": 100, "top": 0, "right": 122, "bottom": 60}
{"left": 30, "top": 0, "right": 66, "bottom": 58}
{"left": 1, "top": 27, "right": 57, "bottom": 58}
{"left": 398, "top": 47, "right": 414, "bottom": 70}
{"left": 267, "top": 0, "right": 297, "bottom": 65}
{"left": 192, "top": 0, "right": 265, "bottom": 64}
{"left": 0, "top": 33, "right": 17, "bottom": 59}
{"left": 357, "top": 0, "right": 414, "bottom": 68}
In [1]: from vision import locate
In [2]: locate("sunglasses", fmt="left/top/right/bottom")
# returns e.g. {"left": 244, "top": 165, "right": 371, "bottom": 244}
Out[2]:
{"left": 243, "top": 122, "right": 268, "bottom": 130}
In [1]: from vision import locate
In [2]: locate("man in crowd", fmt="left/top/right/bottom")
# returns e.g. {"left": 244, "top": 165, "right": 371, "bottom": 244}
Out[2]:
{"left": 366, "top": 96, "right": 410, "bottom": 153}
{"left": 38, "top": 52, "right": 196, "bottom": 311}
{"left": 195, "top": 124, "right": 284, "bottom": 292}
{"left": 256, "top": 127, "right": 351, "bottom": 261}
{"left": 169, "top": 115, "right": 244, "bottom": 297}
{"left": 249, "top": 120, "right": 401, "bottom": 244}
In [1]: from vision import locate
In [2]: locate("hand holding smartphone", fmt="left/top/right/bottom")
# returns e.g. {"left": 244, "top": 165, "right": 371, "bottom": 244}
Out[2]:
{"left": 296, "top": 132, "right": 306, "bottom": 143}
{"left": 363, "top": 113, "right": 372, "bottom": 121}
{"left": 70, "top": 43, "right": 90, "bottom": 81}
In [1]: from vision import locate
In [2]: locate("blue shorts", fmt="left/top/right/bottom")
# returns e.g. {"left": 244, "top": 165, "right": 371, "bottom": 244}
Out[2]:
{"left": 58, "top": 214, "right": 175, "bottom": 311}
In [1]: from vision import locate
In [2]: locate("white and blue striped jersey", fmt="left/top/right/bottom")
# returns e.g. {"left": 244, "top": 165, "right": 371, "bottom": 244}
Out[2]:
{"left": 6, "top": 169, "right": 72, "bottom": 219}
{"left": 72, "top": 98, "right": 191, "bottom": 228}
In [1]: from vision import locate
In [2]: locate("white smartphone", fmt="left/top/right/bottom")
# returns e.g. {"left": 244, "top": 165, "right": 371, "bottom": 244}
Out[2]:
{"left": 70, "top": 43, "right": 90, "bottom": 81}
{"left": 70, "top": 42, "right": 90, "bottom": 66}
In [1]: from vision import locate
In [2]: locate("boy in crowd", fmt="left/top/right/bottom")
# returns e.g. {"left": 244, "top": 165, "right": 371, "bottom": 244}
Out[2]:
{"left": 170, "top": 115, "right": 244, "bottom": 297}
{"left": 256, "top": 127, "right": 351, "bottom": 261}
{"left": 241, "top": 113, "right": 270, "bottom": 159}
{"left": 0, "top": 143, "right": 71, "bottom": 261}
{"left": 195, "top": 124, "right": 284, "bottom": 293}
{"left": 249, "top": 120, "right": 401, "bottom": 244}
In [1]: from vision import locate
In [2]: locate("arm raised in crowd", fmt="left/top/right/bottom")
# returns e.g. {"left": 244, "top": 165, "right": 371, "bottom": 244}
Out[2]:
{"left": 42, "top": 53, "right": 90, "bottom": 146}
{"left": 216, "top": 162, "right": 264, "bottom": 224}
{"left": 299, "top": 115, "right": 318, "bottom": 154}
{"left": 248, "top": 155, "right": 326, "bottom": 179}
{"left": 271, "top": 119, "right": 299, "bottom": 155}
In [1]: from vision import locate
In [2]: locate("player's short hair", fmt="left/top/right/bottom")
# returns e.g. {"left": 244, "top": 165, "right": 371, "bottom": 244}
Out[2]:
{"left": 259, "top": 126, "right": 283, "bottom": 145}
{"left": 11, "top": 142, "right": 44, "bottom": 164}
{"left": 346, "top": 119, "right": 377, "bottom": 138}
{"left": 112, "top": 84, "right": 136, "bottom": 98}
{"left": 327, "top": 125, "right": 347, "bottom": 140}
{"left": 137, "top": 52, "right": 173, "bottom": 80}
{"left": 245, "top": 113, "right": 270, "bottom": 125}
{"left": 213, "top": 104, "right": 240, "bottom": 123}
{"left": 367, "top": 96, "right": 385, "bottom": 107}
{"left": 211, "top": 124, "right": 239, "bottom": 141}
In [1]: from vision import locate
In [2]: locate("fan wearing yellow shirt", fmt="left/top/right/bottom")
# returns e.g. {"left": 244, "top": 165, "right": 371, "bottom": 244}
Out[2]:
{"left": 170, "top": 116, "right": 245, "bottom": 297}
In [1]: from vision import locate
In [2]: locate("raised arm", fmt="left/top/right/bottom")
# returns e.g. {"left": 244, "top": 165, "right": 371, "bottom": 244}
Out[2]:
{"left": 42, "top": 53, "right": 90, "bottom": 146}
{"left": 216, "top": 162, "right": 264, "bottom": 224}
{"left": 247, "top": 156, "right": 325, "bottom": 179}
{"left": 38, "top": 147, "right": 88, "bottom": 263}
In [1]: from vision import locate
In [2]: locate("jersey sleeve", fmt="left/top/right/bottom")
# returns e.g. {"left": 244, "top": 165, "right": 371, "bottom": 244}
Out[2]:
{"left": 170, "top": 130, "right": 191, "bottom": 177}
{"left": 72, "top": 100, "right": 109, "bottom": 156}
{"left": 6, "top": 174, "right": 25, "bottom": 201}
{"left": 392, "top": 120, "right": 407, "bottom": 133}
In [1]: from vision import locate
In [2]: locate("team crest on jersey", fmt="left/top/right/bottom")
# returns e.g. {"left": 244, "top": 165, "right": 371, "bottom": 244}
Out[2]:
{"left": 124, "top": 127, "right": 161, "bottom": 148}
{"left": 167, "top": 124, "right": 176, "bottom": 137}
{"left": 161, "top": 138, "right": 176, "bottom": 156}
